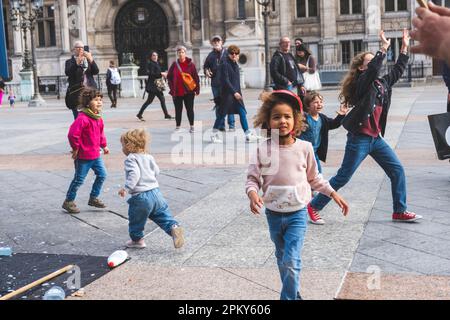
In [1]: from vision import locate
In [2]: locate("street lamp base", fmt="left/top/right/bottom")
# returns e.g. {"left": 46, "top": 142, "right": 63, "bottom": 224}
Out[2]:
{"left": 28, "top": 94, "right": 46, "bottom": 107}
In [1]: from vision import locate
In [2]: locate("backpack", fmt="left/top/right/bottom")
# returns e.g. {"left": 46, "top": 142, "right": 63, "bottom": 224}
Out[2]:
{"left": 109, "top": 68, "right": 121, "bottom": 85}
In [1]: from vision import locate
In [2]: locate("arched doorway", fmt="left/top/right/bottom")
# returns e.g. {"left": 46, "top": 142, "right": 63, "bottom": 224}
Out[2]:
{"left": 114, "top": 0, "right": 169, "bottom": 75}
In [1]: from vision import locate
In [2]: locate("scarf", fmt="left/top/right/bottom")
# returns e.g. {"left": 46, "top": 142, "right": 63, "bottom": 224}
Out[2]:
{"left": 81, "top": 108, "right": 102, "bottom": 120}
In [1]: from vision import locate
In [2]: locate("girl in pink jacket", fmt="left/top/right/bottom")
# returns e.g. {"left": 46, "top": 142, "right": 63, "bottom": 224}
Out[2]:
{"left": 246, "top": 90, "right": 349, "bottom": 300}
{"left": 63, "top": 88, "right": 109, "bottom": 214}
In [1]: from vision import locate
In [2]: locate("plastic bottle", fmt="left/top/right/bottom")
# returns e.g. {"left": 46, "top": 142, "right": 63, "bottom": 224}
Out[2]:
{"left": 107, "top": 250, "right": 128, "bottom": 268}
{"left": 42, "top": 286, "right": 65, "bottom": 300}
{"left": 0, "top": 247, "right": 12, "bottom": 256}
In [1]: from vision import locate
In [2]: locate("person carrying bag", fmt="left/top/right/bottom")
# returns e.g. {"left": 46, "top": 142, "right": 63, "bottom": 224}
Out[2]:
{"left": 175, "top": 61, "right": 197, "bottom": 92}
{"left": 303, "top": 55, "right": 322, "bottom": 91}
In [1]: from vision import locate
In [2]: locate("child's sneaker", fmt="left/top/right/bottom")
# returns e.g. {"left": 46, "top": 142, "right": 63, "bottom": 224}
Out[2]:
{"left": 211, "top": 133, "right": 223, "bottom": 144}
{"left": 62, "top": 200, "right": 80, "bottom": 214}
{"left": 88, "top": 197, "right": 106, "bottom": 208}
{"left": 126, "top": 239, "right": 147, "bottom": 249}
{"left": 245, "top": 132, "right": 260, "bottom": 143}
{"left": 307, "top": 203, "right": 325, "bottom": 225}
{"left": 171, "top": 225, "right": 185, "bottom": 249}
{"left": 392, "top": 211, "right": 422, "bottom": 223}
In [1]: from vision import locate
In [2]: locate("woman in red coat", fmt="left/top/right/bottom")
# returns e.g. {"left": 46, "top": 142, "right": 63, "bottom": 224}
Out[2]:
{"left": 167, "top": 46, "right": 200, "bottom": 133}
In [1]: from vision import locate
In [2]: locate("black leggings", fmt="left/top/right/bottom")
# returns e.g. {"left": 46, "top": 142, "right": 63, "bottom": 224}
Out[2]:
{"left": 173, "top": 94, "right": 195, "bottom": 127}
{"left": 138, "top": 91, "right": 169, "bottom": 117}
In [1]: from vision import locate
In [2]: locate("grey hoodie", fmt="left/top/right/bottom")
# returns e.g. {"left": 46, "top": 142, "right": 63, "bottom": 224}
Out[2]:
{"left": 124, "top": 153, "right": 160, "bottom": 195}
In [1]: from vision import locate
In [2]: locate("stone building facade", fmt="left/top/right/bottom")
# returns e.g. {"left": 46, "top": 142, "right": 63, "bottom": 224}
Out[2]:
{"left": 2, "top": 0, "right": 448, "bottom": 89}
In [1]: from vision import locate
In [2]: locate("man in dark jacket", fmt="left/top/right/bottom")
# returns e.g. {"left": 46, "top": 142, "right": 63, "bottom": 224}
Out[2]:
{"left": 203, "top": 35, "right": 235, "bottom": 131}
{"left": 443, "top": 63, "right": 450, "bottom": 112}
{"left": 136, "top": 51, "right": 173, "bottom": 121}
{"left": 270, "top": 37, "right": 305, "bottom": 98}
{"left": 65, "top": 40, "right": 99, "bottom": 119}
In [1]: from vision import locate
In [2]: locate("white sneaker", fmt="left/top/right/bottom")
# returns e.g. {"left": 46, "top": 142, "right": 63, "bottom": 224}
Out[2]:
{"left": 174, "top": 127, "right": 181, "bottom": 132}
{"left": 189, "top": 127, "right": 195, "bottom": 133}
{"left": 211, "top": 134, "right": 223, "bottom": 144}
{"left": 245, "top": 132, "right": 260, "bottom": 143}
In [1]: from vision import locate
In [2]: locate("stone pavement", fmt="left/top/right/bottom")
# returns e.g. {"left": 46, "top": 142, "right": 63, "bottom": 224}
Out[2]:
{"left": 0, "top": 84, "right": 449, "bottom": 300}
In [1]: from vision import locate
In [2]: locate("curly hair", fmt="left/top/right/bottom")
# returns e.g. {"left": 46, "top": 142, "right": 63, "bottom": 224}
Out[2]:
{"left": 253, "top": 92, "right": 305, "bottom": 137}
{"left": 120, "top": 128, "right": 150, "bottom": 154}
{"left": 78, "top": 87, "right": 103, "bottom": 110}
{"left": 339, "top": 51, "right": 372, "bottom": 107}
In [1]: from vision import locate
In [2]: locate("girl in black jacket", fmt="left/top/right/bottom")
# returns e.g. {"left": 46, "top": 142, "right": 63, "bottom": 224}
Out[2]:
{"left": 137, "top": 52, "right": 173, "bottom": 121}
{"left": 307, "top": 29, "right": 422, "bottom": 225}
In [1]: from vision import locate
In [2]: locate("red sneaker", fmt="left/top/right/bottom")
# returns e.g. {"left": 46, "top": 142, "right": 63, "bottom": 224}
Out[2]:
{"left": 392, "top": 211, "right": 422, "bottom": 223}
{"left": 307, "top": 203, "right": 325, "bottom": 225}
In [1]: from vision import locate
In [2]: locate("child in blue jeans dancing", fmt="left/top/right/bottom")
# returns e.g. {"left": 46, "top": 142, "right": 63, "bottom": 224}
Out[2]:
{"left": 118, "top": 128, "right": 185, "bottom": 249}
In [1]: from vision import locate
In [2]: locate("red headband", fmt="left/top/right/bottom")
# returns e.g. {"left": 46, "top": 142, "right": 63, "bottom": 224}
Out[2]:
{"left": 272, "top": 90, "right": 303, "bottom": 113}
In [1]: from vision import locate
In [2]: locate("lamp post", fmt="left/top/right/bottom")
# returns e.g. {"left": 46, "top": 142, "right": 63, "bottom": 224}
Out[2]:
{"left": 256, "top": 0, "right": 271, "bottom": 91}
{"left": 10, "top": 0, "right": 46, "bottom": 107}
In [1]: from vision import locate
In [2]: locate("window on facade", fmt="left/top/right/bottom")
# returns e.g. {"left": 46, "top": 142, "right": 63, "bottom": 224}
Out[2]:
{"left": 237, "top": 0, "right": 246, "bottom": 19}
{"left": 387, "top": 38, "right": 403, "bottom": 62}
{"left": 385, "top": 0, "right": 407, "bottom": 12}
{"left": 37, "top": 5, "right": 56, "bottom": 47}
{"left": 433, "top": 0, "right": 450, "bottom": 7}
{"left": 340, "top": 0, "right": 362, "bottom": 15}
{"left": 296, "top": 0, "right": 318, "bottom": 18}
{"left": 341, "top": 40, "right": 363, "bottom": 64}
{"left": 272, "top": 0, "right": 276, "bottom": 12}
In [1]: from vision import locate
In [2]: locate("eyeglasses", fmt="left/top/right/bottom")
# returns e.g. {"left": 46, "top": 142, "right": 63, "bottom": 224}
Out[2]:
{"left": 74, "top": 46, "right": 83, "bottom": 49}
{"left": 229, "top": 52, "right": 239, "bottom": 56}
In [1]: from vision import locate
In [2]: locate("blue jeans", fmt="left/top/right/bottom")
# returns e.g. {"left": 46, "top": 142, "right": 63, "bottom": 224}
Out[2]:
{"left": 212, "top": 86, "right": 235, "bottom": 129}
{"left": 66, "top": 158, "right": 107, "bottom": 201}
{"left": 311, "top": 133, "right": 407, "bottom": 213}
{"left": 314, "top": 152, "right": 322, "bottom": 174}
{"left": 213, "top": 105, "right": 249, "bottom": 133}
{"left": 266, "top": 208, "right": 308, "bottom": 300}
{"left": 127, "top": 188, "right": 179, "bottom": 241}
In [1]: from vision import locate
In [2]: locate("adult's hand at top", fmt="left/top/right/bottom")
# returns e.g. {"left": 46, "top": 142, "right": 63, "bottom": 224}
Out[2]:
{"left": 410, "top": 2, "right": 450, "bottom": 65}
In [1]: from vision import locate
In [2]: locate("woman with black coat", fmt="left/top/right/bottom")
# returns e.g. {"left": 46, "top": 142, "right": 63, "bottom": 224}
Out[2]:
{"left": 65, "top": 41, "right": 99, "bottom": 119}
{"left": 137, "top": 52, "right": 173, "bottom": 121}
{"left": 210, "top": 45, "right": 258, "bottom": 143}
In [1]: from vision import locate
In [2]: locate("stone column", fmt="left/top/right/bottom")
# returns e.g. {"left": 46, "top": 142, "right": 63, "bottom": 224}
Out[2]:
{"left": 59, "top": 0, "right": 71, "bottom": 53}
{"left": 118, "top": 65, "right": 140, "bottom": 98}
{"left": 183, "top": 0, "right": 192, "bottom": 46}
{"left": 365, "top": 0, "right": 382, "bottom": 53}
{"left": 78, "top": 0, "right": 87, "bottom": 44}
{"left": 320, "top": 0, "right": 338, "bottom": 65}
{"left": 19, "top": 70, "right": 33, "bottom": 101}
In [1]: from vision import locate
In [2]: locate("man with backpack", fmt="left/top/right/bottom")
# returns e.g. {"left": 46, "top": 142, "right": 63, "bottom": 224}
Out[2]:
{"left": 106, "top": 60, "right": 121, "bottom": 108}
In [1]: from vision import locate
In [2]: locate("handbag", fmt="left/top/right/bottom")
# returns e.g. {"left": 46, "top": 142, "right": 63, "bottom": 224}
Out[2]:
{"left": 427, "top": 112, "right": 450, "bottom": 160}
{"left": 154, "top": 78, "right": 166, "bottom": 92}
{"left": 303, "top": 56, "right": 322, "bottom": 91}
{"left": 176, "top": 61, "right": 197, "bottom": 92}
{"left": 65, "top": 84, "right": 84, "bottom": 110}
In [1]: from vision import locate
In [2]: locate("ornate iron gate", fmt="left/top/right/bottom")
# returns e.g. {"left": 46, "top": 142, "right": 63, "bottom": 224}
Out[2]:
{"left": 114, "top": 0, "right": 169, "bottom": 75}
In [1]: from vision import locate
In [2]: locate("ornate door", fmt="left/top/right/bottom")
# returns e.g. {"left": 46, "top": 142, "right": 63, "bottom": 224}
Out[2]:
{"left": 114, "top": 0, "right": 169, "bottom": 74}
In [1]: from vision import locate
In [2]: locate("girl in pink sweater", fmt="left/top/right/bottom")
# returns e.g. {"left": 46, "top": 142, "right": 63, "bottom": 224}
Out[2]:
{"left": 246, "top": 90, "right": 349, "bottom": 300}
{"left": 63, "top": 88, "right": 109, "bottom": 214}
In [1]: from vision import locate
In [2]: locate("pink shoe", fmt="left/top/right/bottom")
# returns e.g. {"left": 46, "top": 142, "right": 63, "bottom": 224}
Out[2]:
{"left": 126, "top": 239, "right": 146, "bottom": 249}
